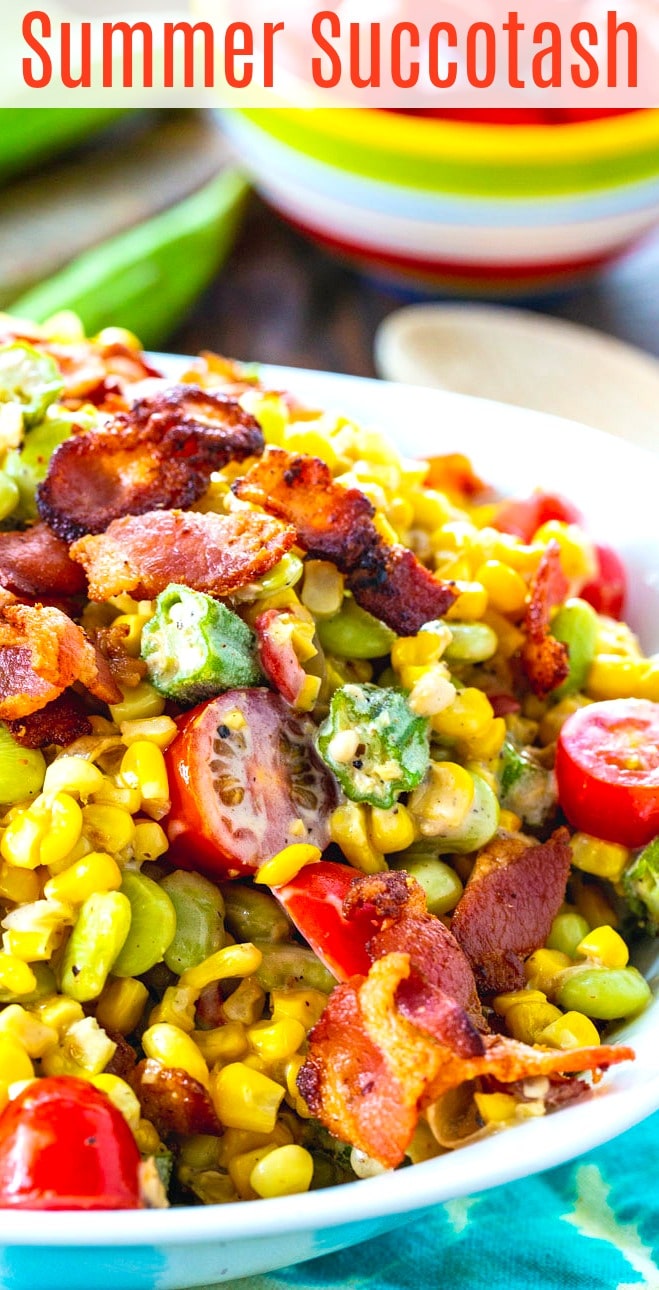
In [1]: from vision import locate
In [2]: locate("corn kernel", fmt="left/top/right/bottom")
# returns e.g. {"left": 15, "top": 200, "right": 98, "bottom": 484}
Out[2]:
{"left": 499, "top": 810, "right": 522, "bottom": 832}
{"left": 460, "top": 717, "right": 507, "bottom": 761}
{"left": 0, "top": 1035, "right": 34, "bottom": 1084}
{"left": 193, "top": 1023, "right": 248, "bottom": 1065}
{"left": 493, "top": 989, "right": 548, "bottom": 1017}
{"left": 96, "top": 977, "right": 149, "bottom": 1035}
{"left": 91, "top": 777, "right": 142, "bottom": 814}
{"left": 431, "top": 689, "right": 494, "bottom": 741}
{"left": 271, "top": 989, "right": 327, "bottom": 1032}
{"left": 44, "top": 852, "right": 122, "bottom": 906}
{"left": 1, "top": 813, "right": 44, "bottom": 869}
{"left": 0, "top": 865, "right": 39, "bottom": 904}
{"left": 142, "top": 1024, "right": 210, "bottom": 1087}
{"left": 148, "top": 985, "right": 197, "bottom": 1033}
{"left": 64, "top": 1016, "right": 116, "bottom": 1075}
{"left": 211, "top": 1062, "right": 285, "bottom": 1133}
{"left": 35, "top": 995, "right": 84, "bottom": 1035}
{"left": 540, "top": 1011, "right": 601, "bottom": 1049}
{"left": 506, "top": 1000, "right": 563, "bottom": 1045}
{"left": 33, "top": 794, "right": 83, "bottom": 868}
{"left": 474, "top": 561, "right": 527, "bottom": 616}
{"left": 255, "top": 845, "right": 321, "bottom": 889}
{"left": 412, "top": 490, "right": 454, "bottom": 530}
{"left": 82, "top": 804, "right": 135, "bottom": 854}
{"left": 222, "top": 978, "right": 266, "bottom": 1026}
{"left": 576, "top": 925, "right": 629, "bottom": 969}
{"left": 0, "top": 955, "right": 36, "bottom": 997}
{"left": 533, "top": 521, "right": 596, "bottom": 583}
{"left": 179, "top": 943, "right": 262, "bottom": 992}
{"left": 92, "top": 1074, "right": 141, "bottom": 1131}
{"left": 40, "top": 1045, "right": 89, "bottom": 1080}
{"left": 329, "top": 802, "right": 386, "bottom": 874}
{"left": 407, "top": 664, "right": 456, "bottom": 719}
{"left": 301, "top": 561, "right": 345, "bottom": 619}
{"left": 135, "top": 1119, "right": 162, "bottom": 1155}
{"left": 247, "top": 1017, "right": 305, "bottom": 1064}
{"left": 446, "top": 581, "right": 488, "bottom": 621}
{"left": 0, "top": 1006, "right": 57, "bottom": 1057}
{"left": 474, "top": 1092, "right": 517, "bottom": 1124}
{"left": 483, "top": 609, "right": 525, "bottom": 659}
{"left": 133, "top": 821, "right": 169, "bottom": 864}
{"left": 250, "top": 1144, "right": 314, "bottom": 1198}
{"left": 120, "top": 716, "right": 178, "bottom": 750}
{"left": 2, "top": 899, "right": 73, "bottom": 962}
{"left": 408, "top": 761, "right": 474, "bottom": 838}
{"left": 570, "top": 833, "right": 630, "bottom": 883}
{"left": 572, "top": 874, "right": 620, "bottom": 929}
{"left": 43, "top": 758, "right": 105, "bottom": 799}
{"left": 109, "top": 681, "right": 165, "bottom": 724}
{"left": 229, "top": 1145, "right": 277, "bottom": 1200}
{"left": 524, "top": 949, "right": 572, "bottom": 994}
{"left": 538, "top": 695, "right": 590, "bottom": 745}
{"left": 369, "top": 804, "right": 416, "bottom": 855}
{"left": 120, "top": 742, "right": 170, "bottom": 821}
{"left": 391, "top": 630, "right": 449, "bottom": 672}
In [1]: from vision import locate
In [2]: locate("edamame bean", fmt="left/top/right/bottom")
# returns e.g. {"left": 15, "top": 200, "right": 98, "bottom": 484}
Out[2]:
{"left": 0, "top": 723, "right": 45, "bottom": 804}
{"left": 436, "top": 774, "right": 500, "bottom": 856}
{"left": 551, "top": 599, "right": 599, "bottom": 699}
{"left": 547, "top": 911, "right": 590, "bottom": 958}
{"left": 112, "top": 872, "right": 177, "bottom": 978}
{"left": 255, "top": 553, "right": 304, "bottom": 597}
{"left": 161, "top": 870, "right": 225, "bottom": 975}
{"left": 61, "top": 891, "right": 132, "bottom": 1002}
{"left": 254, "top": 942, "right": 336, "bottom": 994}
{"left": 392, "top": 855, "right": 463, "bottom": 915}
{"left": 222, "top": 884, "right": 292, "bottom": 944}
{"left": 0, "top": 474, "right": 19, "bottom": 523}
{"left": 444, "top": 622, "right": 498, "bottom": 664}
{"left": 556, "top": 965, "right": 651, "bottom": 1020}
{"left": 317, "top": 600, "right": 396, "bottom": 660}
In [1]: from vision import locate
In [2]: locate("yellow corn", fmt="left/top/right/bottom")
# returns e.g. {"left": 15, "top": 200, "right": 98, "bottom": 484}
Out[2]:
{"left": 179, "top": 943, "right": 262, "bottom": 992}
{"left": 40, "top": 794, "right": 83, "bottom": 868}
{"left": 0, "top": 1006, "right": 57, "bottom": 1057}
{"left": 369, "top": 804, "right": 416, "bottom": 855}
{"left": 109, "top": 681, "right": 166, "bottom": 725}
{"left": 431, "top": 689, "right": 494, "bottom": 741}
{"left": 148, "top": 985, "right": 198, "bottom": 1034}
{"left": 474, "top": 561, "right": 527, "bottom": 616}
{"left": 91, "top": 777, "right": 142, "bottom": 814}
{"left": 596, "top": 618, "right": 641, "bottom": 659}
{"left": 524, "top": 949, "right": 572, "bottom": 994}
{"left": 44, "top": 852, "right": 122, "bottom": 906}
{"left": 301, "top": 561, "right": 345, "bottom": 618}
{"left": 407, "top": 664, "right": 456, "bottom": 719}
{"left": 255, "top": 844, "right": 321, "bottom": 889}
{"left": 284, "top": 426, "right": 340, "bottom": 470}
{"left": 0, "top": 955, "right": 36, "bottom": 997}
{"left": 82, "top": 804, "right": 135, "bottom": 854}
{"left": 587, "top": 655, "right": 659, "bottom": 703}
{"left": 43, "top": 757, "right": 104, "bottom": 799}
{"left": 64, "top": 1016, "right": 116, "bottom": 1075}
{"left": 572, "top": 874, "right": 620, "bottom": 929}
{"left": 329, "top": 802, "right": 386, "bottom": 874}
{"left": 120, "top": 715, "right": 178, "bottom": 750}
{"left": 247, "top": 1017, "right": 305, "bottom": 1065}
{"left": 222, "top": 978, "right": 266, "bottom": 1026}
{"left": 40, "top": 1045, "right": 88, "bottom": 1080}
{"left": 96, "top": 977, "right": 149, "bottom": 1035}
{"left": 506, "top": 1000, "right": 563, "bottom": 1045}
{"left": 539, "top": 1011, "right": 600, "bottom": 1050}
{"left": 1, "top": 793, "right": 82, "bottom": 871}
{"left": 94, "top": 325, "right": 142, "bottom": 350}
{"left": 109, "top": 613, "right": 148, "bottom": 658}
{"left": 2, "top": 899, "right": 73, "bottom": 961}
{"left": 483, "top": 609, "right": 525, "bottom": 659}
{"left": 283, "top": 1053, "right": 311, "bottom": 1117}
{"left": 142, "top": 1024, "right": 210, "bottom": 1087}
{"left": 211, "top": 1062, "right": 285, "bottom": 1133}
{"left": 92, "top": 1074, "right": 141, "bottom": 1132}
{"left": 270, "top": 989, "right": 327, "bottom": 1033}
{"left": 133, "top": 821, "right": 169, "bottom": 864}
{"left": 534, "top": 521, "right": 596, "bottom": 583}
{"left": 35, "top": 995, "right": 85, "bottom": 1035}
{"left": 391, "top": 630, "right": 449, "bottom": 672}
{"left": 411, "top": 490, "right": 454, "bottom": 530}
{"left": 446, "top": 581, "right": 488, "bottom": 621}
{"left": 538, "top": 695, "right": 590, "bottom": 745}
{"left": 570, "top": 833, "right": 629, "bottom": 883}
{"left": 0, "top": 1035, "right": 34, "bottom": 1084}
{"left": 0, "top": 865, "right": 39, "bottom": 904}
{"left": 576, "top": 925, "right": 629, "bottom": 968}
{"left": 229, "top": 1144, "right": 278, "bottom": 1199}
{"left": 493, "top": 989, "right": 548, "bottom": 1017}
{"left": 499, "top": 810, "right": 522, "bottom": 832}
{"left": 460, "top": 717, "right": 507, "bottom": 761}
{"left": 120, "top": 742, "right": 170, "bottom": 821}
{"left": 193, "top": 1023, "right": 248, "bottom": 1065}
{"left": 408, "top": 762, "right": 474, "bottom": 838}
{"left": 250, "top": 1144, "right": 314, "bottom": 1198}
{"left": 474, "top": 1092, "right": 517, "bottom": 1125}
{"left": 135, "top": 1119, "right": 162, "bottom": 1155}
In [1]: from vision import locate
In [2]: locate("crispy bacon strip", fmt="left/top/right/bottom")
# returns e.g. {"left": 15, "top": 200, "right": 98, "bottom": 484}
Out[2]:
{"left": 130, "top": 1059, "right": 221, "bottom": 1140}
{"left": 298, "top": 953, "right": 633, "bottom": 1168}
{"left": 6, "top": 690, "right": 92, "bottom": 748}
{"left": 521, "top": 541, "right": 570, "bottom": 696}
{"left": 70, "top": 509, "right": 296, "bottom": 602}
{"left": 233, "top": 448, "right": 457, "bottom": 635}
{"left": 0, "top": 596, "right": 120, "bottom": 719}
{"left": 0, "top": 524, "right": 87, "bottom": 599}
{"left": 450, "top": 828, "right": 572, "bottom": 995}
{"left": 38, "top": 385, "right": 264, "bottom": 542}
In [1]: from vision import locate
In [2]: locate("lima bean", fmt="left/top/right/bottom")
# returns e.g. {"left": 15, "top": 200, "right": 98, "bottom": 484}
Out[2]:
{"left": 162, "top": 870, "right": 225, "bottom": 975}
{"left": 391, "top": 855, "right": 463, "bottom": 915}
{"left": 254, "top": 941, "right": 336, "bottom": 994}
{"left": 112, "top": 872, "right": 176, "bottom": 978}
{"left": 221, "top": 883, "right": 292, "bottom": 944}
{"left": 556, "top": 965, "right": 651, "bottom": 1020}
{"left": 444, "top": 621, "right": 498, "bottom": 664}
{"left": 61, "top": 891, "right": 131, "bottom": 1002}
{"left": 550, "top": 599, "right": 599, "bottom": 699}
{"left": 317, "top": 600, "right": 396, "bottom": 660}
{"left": 547, "top": 911, "right": 590, "bottom": 959}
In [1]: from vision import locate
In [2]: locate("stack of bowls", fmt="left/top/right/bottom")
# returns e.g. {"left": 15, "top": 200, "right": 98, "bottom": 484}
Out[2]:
{"left": 222, "top": 108, "right": 659, "bottom": 295}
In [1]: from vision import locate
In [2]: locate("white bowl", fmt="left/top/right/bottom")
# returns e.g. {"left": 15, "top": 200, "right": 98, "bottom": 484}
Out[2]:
{"left": 3, "top": 361, "right": 657, "bottom": 1290}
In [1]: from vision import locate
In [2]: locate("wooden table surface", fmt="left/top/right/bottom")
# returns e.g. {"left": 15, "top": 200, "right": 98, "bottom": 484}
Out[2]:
{"left": 172, "top": 192, "right": 659, "bottom": 375}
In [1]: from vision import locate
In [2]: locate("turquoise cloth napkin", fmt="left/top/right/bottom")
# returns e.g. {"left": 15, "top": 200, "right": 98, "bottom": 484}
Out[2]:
{"left": 225, "top": 1113, "right": 659, "bottom": 1290}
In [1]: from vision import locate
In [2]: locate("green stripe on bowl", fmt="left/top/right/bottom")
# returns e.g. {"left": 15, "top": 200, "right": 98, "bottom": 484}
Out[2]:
{"left": 237, "top": 108, "right": 659, "bottom": 199}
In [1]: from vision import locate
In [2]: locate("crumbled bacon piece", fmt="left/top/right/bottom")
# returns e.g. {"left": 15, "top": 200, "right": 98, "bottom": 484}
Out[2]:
{"left": 450, "top": 829, "right": 571, "bottom": 995}
{"left": 38, "top": 385, "right": 264, "bottom": 542}
{"left": 424, "top": 453, "right": 489, "bottom": 500}
{"left": 232, "top": 448, "right": 457, "bottom": 635}
{"left": 70, "top": 509, "right": 296, "bottom": 602}
{"left": 6, "top": 690, "right": 92, "bottom": 748}
{"left": 298, "top": 952, "right": 633, "bottom": 1167}
{"left": 0, "top": 524, "right": 87, "bottom": 600}
{"left": 521, "top": 542, "right": 570, "bottom": 696}
{"left": 0, "top": 596, "right": 120, "bottom": 719}
{"left": 130, "top": 1059, "right": 221, "bottom": 1140}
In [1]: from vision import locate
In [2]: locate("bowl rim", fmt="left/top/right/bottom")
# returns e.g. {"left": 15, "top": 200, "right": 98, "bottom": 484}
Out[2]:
{"left": 1, "top": 362, "right": 656, "bottom": 1249}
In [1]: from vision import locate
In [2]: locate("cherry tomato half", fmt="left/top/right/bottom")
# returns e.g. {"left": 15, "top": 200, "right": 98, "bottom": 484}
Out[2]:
{"left": 556, "top": 699, "right": 659, "bottom": 848}
{"left": 276, "top": 860, "right": 376, "bottom": 980}
{"left": 580, "top": 543, "right": 627, "bottom": 619}
{"left": 492, "top": 491, "right": 582, "bottom": 544}
{"left": 255, "top": 610, "right": 308, "bottom": 706}
{"left": 0, "top": 1077, "right": 142, "bottom": 1210}
{"left": 165, "top": 689, "right": 338, "bottom": 880}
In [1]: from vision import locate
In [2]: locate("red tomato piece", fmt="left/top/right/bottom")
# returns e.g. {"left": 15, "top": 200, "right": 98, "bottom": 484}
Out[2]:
{"left": 165, "top": 689, "right": 338, "bottom": 879}
{"left": 0, "top": 1077, "right": 142, "bottom": 1210}
{"left": 580, "top": 543, "right": 627, "bottom": 619}
{"left": 277, "top": 860, "right": 377, "bottom": 981}
{"left": 492, "top": 491, "right": 582, "bottom": 544}
{"left": 556, "top": 699, "right": 659, "bottom": 848}
{"left": 255, "top": 609, "right": 308, "bottom": 707}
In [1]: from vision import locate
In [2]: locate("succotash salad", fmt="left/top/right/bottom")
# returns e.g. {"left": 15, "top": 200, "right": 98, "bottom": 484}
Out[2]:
{"left": 0, "top": 313, "right": 652, "bottom": 1210}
